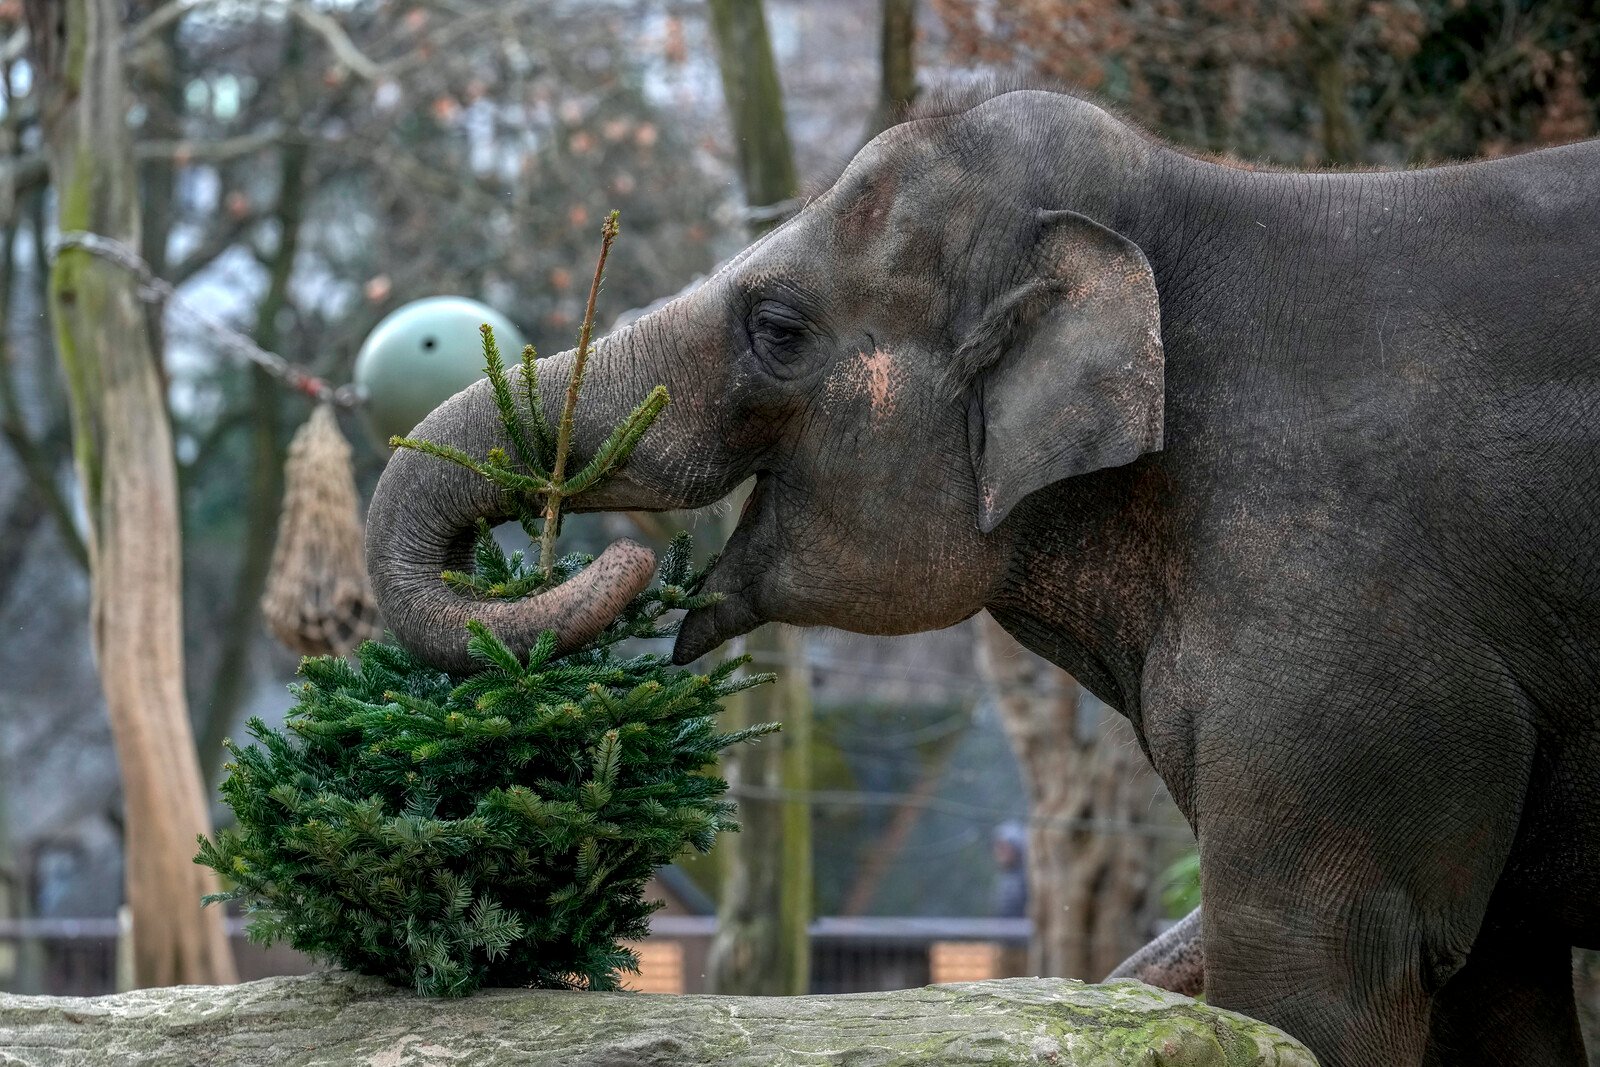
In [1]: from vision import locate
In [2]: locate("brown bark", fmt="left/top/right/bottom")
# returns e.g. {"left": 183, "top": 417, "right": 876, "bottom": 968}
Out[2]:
{"left": 976, "top": 614, "right": 1163, "bottom": 980}
{"left": 1298, "top": 2, "right": 1363, "bottom": 166}
{"left": 25, "top": 0, "right": 237, "bottom": 987}
{"left": 708, "top": 0, "right": 798, "bottom": 236}
{"left": 131, "top": 5, "right": 180, "bottom": 364}
{"left": 864, "top": 0, "right": 919, "bottom": 140}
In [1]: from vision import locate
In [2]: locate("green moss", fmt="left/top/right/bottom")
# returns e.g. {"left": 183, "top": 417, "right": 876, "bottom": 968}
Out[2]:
{"left": 57, "top": 145, "right": 96, "bottom": 230}
{"left": 0, "top": 973, "right": 1319, "bottom": 1064}
{"left": 47, "top": 250, "right": 105, "bottom": 513}
{"left": 53, "top": 1, "right": 90, "bottom": 95}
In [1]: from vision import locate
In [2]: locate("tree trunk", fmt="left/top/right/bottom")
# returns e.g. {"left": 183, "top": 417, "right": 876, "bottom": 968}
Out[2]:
{"left": 708, "top": 0, "right": 798, "bottom": 235}
{"left": 198, "top": 58, "right": 310, "bottom": 785}
{"left": 864, "top": 0, "right": 918, "bottom": 140}
{"left": 705, "top": 625, "right": 813, "bottom": 996}
{"left": 704, "top": 0, "right": 812, "bottom": 997}
{"left": 131, "top": 5, "right": 180, "bottom": 366}
{"left": 975, "top": 614, "right": 1164, "bottom": 981}
{"left": 1298, "top": 2, "right": 1363, "bottom": 166}
{"left": 25, "top": 0, "right": 237, "bottom": 988}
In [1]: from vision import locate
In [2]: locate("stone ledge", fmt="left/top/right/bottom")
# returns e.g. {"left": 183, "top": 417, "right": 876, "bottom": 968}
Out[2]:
{"left": 0, "top": 970, "right": 1317, "bottom": 1066}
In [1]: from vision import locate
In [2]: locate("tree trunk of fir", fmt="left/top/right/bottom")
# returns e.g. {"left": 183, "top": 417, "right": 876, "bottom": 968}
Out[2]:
{"left": 705, "top": 0, "right": 813, "bottom": 997}
{"left": 25, "top": 0, "right": 237, "bottom": 988}
{"left": 976, "top": 614, "right": 1163, "bottom": 981}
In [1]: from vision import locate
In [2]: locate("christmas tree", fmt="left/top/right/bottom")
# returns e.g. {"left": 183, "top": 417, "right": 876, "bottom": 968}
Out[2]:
{"left": 197, "top": 213, "right": 776, "bottom": 997}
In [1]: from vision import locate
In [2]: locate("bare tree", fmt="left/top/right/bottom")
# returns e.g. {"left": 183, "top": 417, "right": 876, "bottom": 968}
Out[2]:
{"left": 976, "top": 614, "right": 1167, "bottom": 980}
{"left": 25, "top": 0, "right": 236, "bottom": 987}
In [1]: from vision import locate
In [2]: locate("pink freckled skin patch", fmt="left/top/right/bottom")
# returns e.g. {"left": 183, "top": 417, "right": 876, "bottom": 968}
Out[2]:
{"left": 860, "top": 349, "right": 898, "bottom": 417}
{"left": 824, "top": 348, "right": 905, "bottom": 427}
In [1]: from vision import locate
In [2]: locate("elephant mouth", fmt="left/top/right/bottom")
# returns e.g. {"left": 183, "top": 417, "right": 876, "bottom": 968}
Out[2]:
{"left": 670, "top": 478, "right": 771, "bottom": 664}
{"left": 672, "top": 578, "right": 763, "bottom": 664}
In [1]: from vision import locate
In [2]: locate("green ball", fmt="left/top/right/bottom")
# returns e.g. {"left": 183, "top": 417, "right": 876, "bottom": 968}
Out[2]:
{"left": 354, "top": 297, "right": 527, "bottom": 444}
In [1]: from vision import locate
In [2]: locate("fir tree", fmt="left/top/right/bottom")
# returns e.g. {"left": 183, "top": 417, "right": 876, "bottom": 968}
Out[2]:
{"left": 198, "top": 213, "right": 776, "bottom": 997}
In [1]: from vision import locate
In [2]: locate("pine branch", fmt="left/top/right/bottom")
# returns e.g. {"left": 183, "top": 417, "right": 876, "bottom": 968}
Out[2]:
{"left": 560, "top": 386, "right": 670, "bottom": 496}
{"left": 388, "top": 436, "right": 492, "bottom": 477}
{"left": 540, "top": 209, "right": 621, "bottom": 577}
{"left": 481, "top": 323, "right": 547, "bottom": 479}
{"left": 520, "top": 344, "right": 555, "bottom": 461}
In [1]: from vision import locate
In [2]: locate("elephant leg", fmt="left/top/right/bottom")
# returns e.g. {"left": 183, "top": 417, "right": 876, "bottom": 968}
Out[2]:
{"left": 1185, "top": 689, "right": 1535, "bottom": 1067}
{"left": 1106, "top": 906, "right": 1204, "bottom": 996}
{"left": 1421, "top": 934, "right": 1585, "bottom": 1067}
{"left": 1202, "top": 885, "right": 1442, "bottom": 1066}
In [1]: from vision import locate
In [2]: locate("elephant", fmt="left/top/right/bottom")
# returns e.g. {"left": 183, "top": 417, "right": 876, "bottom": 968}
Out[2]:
{"left": 365, "top": 87, "right": 1600, "bottom": 1066}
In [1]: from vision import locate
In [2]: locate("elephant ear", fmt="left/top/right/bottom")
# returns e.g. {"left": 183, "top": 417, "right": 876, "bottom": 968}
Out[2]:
{"left": 962, "top": 208, "right": 1164, "bottom": 533}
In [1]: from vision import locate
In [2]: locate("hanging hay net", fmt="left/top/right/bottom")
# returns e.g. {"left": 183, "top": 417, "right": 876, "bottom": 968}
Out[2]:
{"left": 262, "top": 404, "right": 381, "bottom": 657}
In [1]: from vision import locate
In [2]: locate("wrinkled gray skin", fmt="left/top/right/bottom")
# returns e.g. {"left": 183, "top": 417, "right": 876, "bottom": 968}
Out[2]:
{"left": 367, "top": 89, "right": 1600, "bottom": 1066}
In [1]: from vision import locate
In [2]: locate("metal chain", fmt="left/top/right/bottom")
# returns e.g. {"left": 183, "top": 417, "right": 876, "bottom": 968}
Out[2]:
{"left": 51, "top": 231, "right": 363, "bottom": 408}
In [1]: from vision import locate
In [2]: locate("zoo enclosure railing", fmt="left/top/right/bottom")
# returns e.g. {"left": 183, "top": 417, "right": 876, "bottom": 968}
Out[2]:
{"left": 0, "top": 915, "right": 1037, "bottom": 997}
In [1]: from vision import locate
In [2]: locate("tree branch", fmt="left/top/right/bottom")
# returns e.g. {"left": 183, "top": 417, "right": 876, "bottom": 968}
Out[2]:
{"left": 130, "top": 0, "right": 379, "bottom": 81}
{"left": 167, "top": 208, "right": 262, "bottom": 286}
{"left": 137, "top": 122, "right": 287, "bottom": 164}
{"left": 862, "top": 0, "right": 917, "bottom": 142}
{"left": 286, "top": 2, "right": 380, "bottom": 82}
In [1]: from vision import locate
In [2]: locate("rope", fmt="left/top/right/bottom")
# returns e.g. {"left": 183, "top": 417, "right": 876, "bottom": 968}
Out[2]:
{"left": 50, "top": 231, "right": 362, "bottom": 408}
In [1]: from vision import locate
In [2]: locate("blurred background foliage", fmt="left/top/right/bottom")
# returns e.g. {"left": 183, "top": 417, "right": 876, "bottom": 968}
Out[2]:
{"left": 935, "top": 0, "right": 1597, "bottom": 164}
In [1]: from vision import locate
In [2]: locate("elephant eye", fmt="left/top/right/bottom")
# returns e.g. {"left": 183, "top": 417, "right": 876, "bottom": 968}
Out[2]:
{"left": 749, "top": 301, "right": 808, "bottom": 365}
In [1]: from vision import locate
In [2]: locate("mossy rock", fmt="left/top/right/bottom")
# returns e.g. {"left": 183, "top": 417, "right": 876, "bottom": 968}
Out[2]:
{"left": 0, "top": 971, "right": 1316, "bottom": 1066}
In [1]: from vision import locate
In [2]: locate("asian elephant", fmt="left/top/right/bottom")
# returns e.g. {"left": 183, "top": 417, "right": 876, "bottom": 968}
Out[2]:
{"left": 366, "top": 88, "right": 1600, "bottom": 1066}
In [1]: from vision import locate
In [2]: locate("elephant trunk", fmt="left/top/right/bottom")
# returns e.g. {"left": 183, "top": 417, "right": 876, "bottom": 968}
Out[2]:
{"left": 366, "top": 297, "right": 744, "bottom": 672}
{"left": 365, "top": 367, "right": 657, "bottom": 673}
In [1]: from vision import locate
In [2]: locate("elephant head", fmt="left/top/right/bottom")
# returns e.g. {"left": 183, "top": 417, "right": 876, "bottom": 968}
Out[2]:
{"left": 366, "top": 90, "right": 1165, "bottom": 672}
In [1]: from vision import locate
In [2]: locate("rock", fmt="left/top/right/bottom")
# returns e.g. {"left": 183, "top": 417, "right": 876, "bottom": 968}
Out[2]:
{"left": 0, "top": 970, "right": 1317, "bottom": 1066}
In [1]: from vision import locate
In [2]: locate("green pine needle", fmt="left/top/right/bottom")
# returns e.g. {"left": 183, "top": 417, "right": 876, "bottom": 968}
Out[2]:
{"left": 197, "top": 530, "right": 774, "bottom": 998}
{"left": 521, "top": 344, "right": 556, "bottom": 461}
{"left": 481, "top": 323, "right": 548, "bottom": 479}
{"left": 388, "top": 436, "right": 492, "bottom": 477}
{"left": 561, "top": 386, "right": 671, "bottom": 496}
